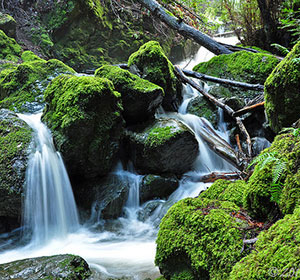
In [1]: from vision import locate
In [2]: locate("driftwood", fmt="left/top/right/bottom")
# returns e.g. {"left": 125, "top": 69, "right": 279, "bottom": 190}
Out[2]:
{"left": 135, "top": 0, "right": 232, "bottom": 55}
{"left": 182, "top": 69, "right": 264, "bottom": 91}
{"left": 175, "top": 65, "right": 252, "bottom": 158}
{"left": 233, "top": 101, "right": 265, "bottom": 117}
{"left": 184, "top": 171, "right": 241, "bottom": 183}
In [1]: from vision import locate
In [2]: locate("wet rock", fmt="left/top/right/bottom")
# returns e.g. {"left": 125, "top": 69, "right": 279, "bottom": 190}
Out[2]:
{"left": 140, "top": 175, "right": 179, "bottom": 204}
{"left": 95, "top": 65, "right": 164, "bottom": 124}
{"left": 0, "top": 254, "right": 91, "bottom": 279}
{"left": 0, "top": 109, "right": 32, "bottom": 229}
{"left": 74, "top": 174, "right": 130, "bottom": 220}
{"left": 125, "top": 118, "right": 199, "bottom": 176}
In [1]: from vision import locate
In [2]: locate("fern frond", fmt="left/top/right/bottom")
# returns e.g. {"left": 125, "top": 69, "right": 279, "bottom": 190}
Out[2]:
{"left": 271, "top": 43, "right": 290, "bottom": 55}
{"left": 272, "top": 161, "right": 286, "bottom": 184}
{"left": 270, "top": 182, "right": 283, "bottom": 204}
{"left": 247, "top": 152, "right": 278, "bottom": 170}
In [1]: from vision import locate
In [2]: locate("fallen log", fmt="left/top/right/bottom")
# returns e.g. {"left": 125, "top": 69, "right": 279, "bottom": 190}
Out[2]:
{"left": 243, "top": 238, "right": 258, "bottom": 244}
{"left": 182, "top": 69, "right": 264, "bottom": 91}
{"left": 184, "top": 171, "right": 242, "bottom": 183}
{"left": 136, "top": 0, "right": 232, "bottom": 55}
{"left": 233, "top": 101, "right": 265, "bottom": 117}
{"left": 174, "top": 65, "right": 252, "bottom": 158}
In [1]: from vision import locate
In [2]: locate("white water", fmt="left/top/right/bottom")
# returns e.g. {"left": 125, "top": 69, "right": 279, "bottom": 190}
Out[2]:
{"left": 0, "top": 37, "right": 238, "bottom": 279}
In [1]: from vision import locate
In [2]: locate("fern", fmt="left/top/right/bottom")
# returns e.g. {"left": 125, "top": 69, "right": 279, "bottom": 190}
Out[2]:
{"left": 271, "top": 43, "right": 290, "bottom": 56}
{"left": 280, "top": 127, "right": 300, "bottom": 137}
{"left": 270, "top": 182, "right": 283, "bottom": 204}
{"left": 248, "top": 151, "right": 287, "bottom": 204}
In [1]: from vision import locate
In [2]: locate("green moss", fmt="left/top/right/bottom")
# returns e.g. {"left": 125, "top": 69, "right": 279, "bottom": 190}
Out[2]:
{"left": 243, "top": 132, "right": 300, "bottom": 220}
{"left": 21, "top": 51, "right": 44, "bottom": 62}
{"left": 155, "top": 197, "right": 246, "bottom": 280}
{"left": 0, "top": 58, "right": 75, "bottom": 112}
{"left": 0, "top": 30, "right": 21, "bottom": 62}
{"left": 42, "top": 74, "right": 123, "bottom": 178}
{"left": 146, "top": 126, "right": 180, "bottom": 147}
{"left": 128, "top": 41, "right": 181, "bottom": 110}
{"left": 193, "top": 51, "right": 279, "bottom": 84}
{"left": 229, "top": 207, "right": 300, "bottom": 279}
{"left": 199, "top": 179, "right": 246, "bottom": 207}
{"left": 264, "top": 41, "right": 300, "bottom": 133}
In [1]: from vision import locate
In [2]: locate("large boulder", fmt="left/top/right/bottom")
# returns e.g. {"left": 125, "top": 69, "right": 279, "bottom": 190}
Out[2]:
{"left": 128, "top": 41, "right": 182, "bottom": 111}
{"left": 124, "top": 118, "right": 199, "bottom": 175}
{"left": 243, "top": 132, "right": 300, "bottom": 221}
{"left": 95, "top": 65, "right": 164, "bottom": 124}
{"left": 0, "top": 254, "right": 91, "bottom": 280}
{"left": 0, "top": 13, "right": 17, "bottom": 38}
{"left": 229, "top": 207, "right": 300, "bottom": 280}
{"left": 42, "top": 75, "right": 123, "bottom": 179}
{"left": 155, "top": 198, "right": 247, "bottom": 280}
{"left": 0, "top": 53, "right": 75, "bottom": 112}
{"left": 264, "top": 41, "right": 300, "bottom": 133}
{"left": 0, "top": 30, "right": 21, "bottom": 62}
{"left": 0, "top": 109, "right": 32, "bottom": 231}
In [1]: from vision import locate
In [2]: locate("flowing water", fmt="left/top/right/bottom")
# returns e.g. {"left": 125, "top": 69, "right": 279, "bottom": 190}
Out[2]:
{"left": 0, "top": 37, "right": 238, "bottom": 279}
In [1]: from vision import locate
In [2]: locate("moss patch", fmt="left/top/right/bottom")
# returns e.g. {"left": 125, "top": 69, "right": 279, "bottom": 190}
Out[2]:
{"left": 0, "top": 30, "right": 21, "bottom": 62}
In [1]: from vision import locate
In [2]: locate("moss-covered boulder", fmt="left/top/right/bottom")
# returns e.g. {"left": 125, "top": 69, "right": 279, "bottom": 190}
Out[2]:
{"left": 243, "top": 132, "right": 300, "bottom": 220}
{"left": 0, "top": 30, "right": 21, "bottom": 62}
{"left": 0, "top": 254, "right": 91, "bottom": 279}
{"left": 42, "top": 75, "right": 123, "bottom": 179}
{"left": 0, "top": 56, "right": 75, "bottom": 112}
{"left": 264, "top": 42, "right": 300, "bottom": 133}
{"left": 95, "top": 65, "right": 164, "bottom": 124}
{"left": 199, "top": 179, "right": 246, "bottom": 207}
{"left": 229, "top": 207, "right": 300, "bottom": 280}
{"left": 140, "top": 174, "right": 179, "bottom": 204}
{"left": 124, "top": 118, "right": 198, "bottom": 175}
{"left": 193, "top": 51, "right": 279, "bottom": 84}
{"left": 193, "top": 51, "right": 279, "bottom": 100}
{"left": 0, "top": 13, "right": 16, "bottom": 38}
{"left": 0, "top": 109, "right": 32, "bottom": 229}
{"left": 128, "top": 41, "right": 182, "bottom": 111}
{"left": 155, "top": 198, "right": 247, "bottom": 280}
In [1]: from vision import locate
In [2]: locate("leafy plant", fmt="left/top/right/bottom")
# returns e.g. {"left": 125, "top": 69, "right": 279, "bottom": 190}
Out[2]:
{"left": 247, "top": 152, "right": 287, "bottom": 203}
{"left": 271, "top": 43, "right": 290, "bottom": 55}
{"left": 280, "top": 127, "right": 300, "bottom": 137}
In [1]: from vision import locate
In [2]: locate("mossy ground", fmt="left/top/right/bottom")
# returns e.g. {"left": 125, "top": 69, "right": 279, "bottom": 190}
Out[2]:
{"left": 264, "top": 41, "right": 300, "bottom": 133}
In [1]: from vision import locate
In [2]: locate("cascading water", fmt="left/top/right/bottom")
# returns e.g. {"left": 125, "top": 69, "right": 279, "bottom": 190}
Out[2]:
{"left": 18, "top": 113, "right": 79, "bottom": 246}
{"left": 0, "top": 35, "right": 240, "bottom": 280}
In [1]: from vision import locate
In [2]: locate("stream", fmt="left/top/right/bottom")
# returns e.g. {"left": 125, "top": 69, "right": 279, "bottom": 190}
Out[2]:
{"left": 0, "top": 36, "right": 238, "bottom": 279}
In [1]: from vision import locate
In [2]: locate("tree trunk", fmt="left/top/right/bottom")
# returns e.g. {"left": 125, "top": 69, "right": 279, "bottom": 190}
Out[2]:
{"left": 135, "top": 0, "right": 232, "bottom": 55}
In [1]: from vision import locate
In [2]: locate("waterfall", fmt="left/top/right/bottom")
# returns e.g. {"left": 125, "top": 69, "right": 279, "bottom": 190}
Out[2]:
{"left": 18, "top": 113, "right": 79, "bottom": 246}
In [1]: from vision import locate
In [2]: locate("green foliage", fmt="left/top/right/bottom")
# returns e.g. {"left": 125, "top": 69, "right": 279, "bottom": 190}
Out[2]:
{"left": 146, "top": 126, "right": 179, "bottom": 147}
{"left": 281, "top": 127, "right": 300, "bottom": 137}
